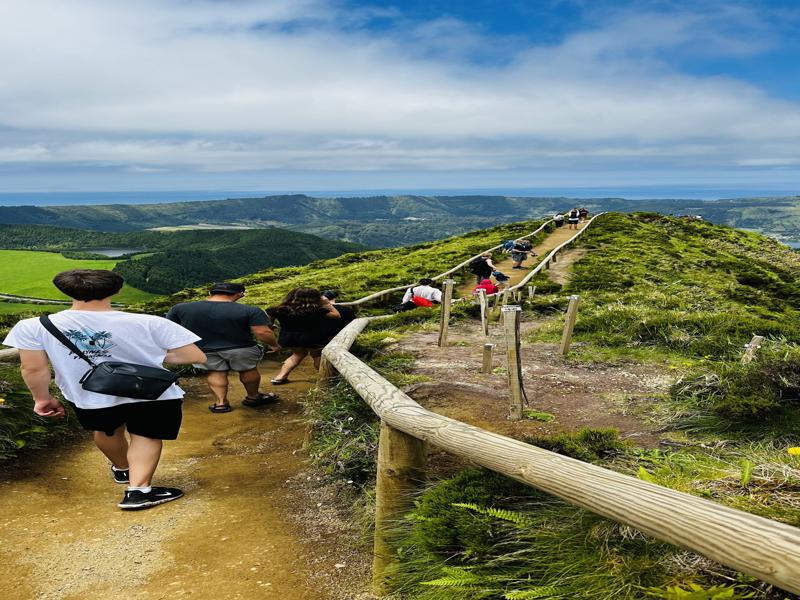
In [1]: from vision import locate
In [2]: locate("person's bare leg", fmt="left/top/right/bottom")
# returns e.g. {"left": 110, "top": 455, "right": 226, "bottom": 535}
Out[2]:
{"left": 93, "top": 426, "right": 129, "bottom": 469}
{"left": 206, "top": 370, "right": 230, "bottom": 406}
{"left": 274, "top": 348, "right": 308, "bottom": 381}
{"left": 127, "top": 434, "right": 163, "bottom": 488}
{"left": 239, "top": 368, "right": 261, "bottom": 398}
{"left": 310, "top": 348, "right": 322, "bottom": 370}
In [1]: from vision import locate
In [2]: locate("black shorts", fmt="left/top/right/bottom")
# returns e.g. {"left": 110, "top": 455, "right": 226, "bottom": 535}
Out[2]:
{"left": 68, "top": 399, "right": 183, "bottom": 439}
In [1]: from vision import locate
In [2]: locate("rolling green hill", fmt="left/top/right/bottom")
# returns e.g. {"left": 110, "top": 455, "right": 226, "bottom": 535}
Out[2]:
{"left": 2, "top": 194, "right": 800, "bottom": 247}
{"left": 0, "top": 225, "right": 364, "bottom": 295}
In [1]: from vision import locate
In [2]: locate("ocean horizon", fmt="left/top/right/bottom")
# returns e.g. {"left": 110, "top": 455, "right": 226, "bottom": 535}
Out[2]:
{"left": 0, "top": 186, "right": 798, "bottom": 207}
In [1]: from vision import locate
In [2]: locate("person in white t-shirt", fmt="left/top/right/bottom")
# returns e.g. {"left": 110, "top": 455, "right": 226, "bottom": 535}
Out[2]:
{"left": 401, "top": 278, "right": 443, "bottom": 304}
{"left": 2, "top": 270, "right": 205, "bottom": 511}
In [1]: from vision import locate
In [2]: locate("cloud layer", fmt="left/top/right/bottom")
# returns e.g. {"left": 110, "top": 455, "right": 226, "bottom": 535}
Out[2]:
{"left": 1, "top": 0, "right": 799, "bottom": 188}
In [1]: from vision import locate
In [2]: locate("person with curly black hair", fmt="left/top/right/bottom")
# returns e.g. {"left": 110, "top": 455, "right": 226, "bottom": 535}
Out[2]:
{"left": 267, "top": 287, "right": 340, "bottom": 384}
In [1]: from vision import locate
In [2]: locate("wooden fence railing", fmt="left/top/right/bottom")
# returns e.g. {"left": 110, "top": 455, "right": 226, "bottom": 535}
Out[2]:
{"left": 320, "top": 316, "right": 800, "bottom": 596}
{"left": 337, "top": 219, "right": 554, "bottom": 307}
{"left": 484, "top": 212, "right": 604, "bottom": 298}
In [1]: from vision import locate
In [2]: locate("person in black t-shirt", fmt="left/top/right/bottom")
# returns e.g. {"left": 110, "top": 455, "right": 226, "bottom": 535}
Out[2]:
{"left": 166, "top": 282, "right": 280, "bottom": 413}
{"left": 266, "top": 287, "right": 340, "bottom": 384}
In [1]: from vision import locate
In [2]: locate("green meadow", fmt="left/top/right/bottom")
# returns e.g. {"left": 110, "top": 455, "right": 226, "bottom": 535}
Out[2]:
{"left": 0, "top": 250, "right": 154, "bottom": 304}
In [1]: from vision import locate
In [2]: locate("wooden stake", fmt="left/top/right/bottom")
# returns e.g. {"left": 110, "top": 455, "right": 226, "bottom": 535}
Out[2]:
{"left": 372, "top": 421, "right": 426, "bottom": 595}
{"left": 528, "top": 285, "right": 536, "bottom": 298}
{"left": 741, "top": 335, "right": 765, "bottom": 365}
{"left": 502, "top": 305, "right": 524, "bottom": 420}
{"left": 515, "top": 291, "right": 522, "bottom": 302}
{"left": 478, "top": 289, "right": 489, "bottom": 336}
{"left": 437, "top": 279, "right": 455, "bottom": 347}
{"left": 501, "top": 287, "right": 511, "bottom": 307}
{"left": 552, "top": 253, "right": 558, "bottom": 263}
{"left": 317, "top": 356, "right": 337, "bottom": 389}
{"left": 481, "top": 343, "right": 494, "bottom": 374}
{"left": 559, "top": 295, "right": 581, "bottom": 356}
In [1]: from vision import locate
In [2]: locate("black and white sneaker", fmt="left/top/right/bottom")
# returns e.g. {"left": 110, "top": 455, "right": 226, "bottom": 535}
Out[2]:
{"left": 111, "top": 466, "right": 130, "bottom": 484}
{"left": 118, "top": 487, "right": 184, "bottom": 510}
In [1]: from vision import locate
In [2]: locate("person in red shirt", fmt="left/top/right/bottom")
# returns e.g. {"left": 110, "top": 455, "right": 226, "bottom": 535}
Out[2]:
{"left": 473, "top": 279, "right": 499, "bottom": 296}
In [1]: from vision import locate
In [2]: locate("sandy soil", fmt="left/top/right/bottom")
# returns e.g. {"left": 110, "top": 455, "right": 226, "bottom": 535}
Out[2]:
{"left": 0, "top": 358, "right": 371, "bottom": 600}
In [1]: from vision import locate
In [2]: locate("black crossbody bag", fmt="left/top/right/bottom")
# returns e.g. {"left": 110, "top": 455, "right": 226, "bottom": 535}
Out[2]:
{"left": 39, "top": 315, "right": 179, "bottom": 400}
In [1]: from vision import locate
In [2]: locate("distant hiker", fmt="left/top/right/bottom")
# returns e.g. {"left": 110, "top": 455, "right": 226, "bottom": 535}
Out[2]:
{"left": 492, "top": 270, "right": 510, "bottom": 285}
{"left": 267, "top": 287, "right": 340, "bottom": 384}
{"left": 469, "top": 253, "right": 496, "bottom": 283}
{"left": 392, "top": 278, "right": 443, "bottom": 312}
{"left": 166, "top": 282, "right": 279, "bottom": 413}
{"left": 321, "top": 290, "right": 356, "bottom": 341}
{"left": 511, "top": 239, "right": 535, "bottom": 270}
{"left": 568, "top": 208, "right": 580, "bottom": 229}
{"left": 473, "top": 278, "right": 499, "bottom": 296}
{"left": 3, "top": 269, "right": 205, "bottom": 510}
{"left": 554, "top": 213, "right": 565, "bottom": 228}
{"left": 579, "top": 207, "right": 589, "bottom": 222}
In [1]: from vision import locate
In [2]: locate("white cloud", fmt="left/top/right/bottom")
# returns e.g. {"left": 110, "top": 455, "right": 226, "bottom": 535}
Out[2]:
{"left": 0, "top": 0, "right": 798, "bottom": 180}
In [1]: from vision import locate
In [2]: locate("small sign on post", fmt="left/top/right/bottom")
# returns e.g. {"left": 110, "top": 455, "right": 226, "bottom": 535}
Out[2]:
{"left": 437, "top": 279, "right": 455, "bottom": 347}
{"left": 481, "top": 343, "right": 494, "bottom": 374}
{"left": 502, "top": 305, "right": 524, "bottom": 420}
{"left": 559, "top": 295, "right": 581, "bottom": 356}
{"left": 741, "top": 335, "right": 764, "bottom": 365}
{"left": 478, "top": 289, "right": 489, "bottom": 336}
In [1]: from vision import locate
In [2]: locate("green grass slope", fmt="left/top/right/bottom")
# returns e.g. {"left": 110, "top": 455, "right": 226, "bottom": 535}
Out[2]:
{"left": 140, "top": 219, "right": 549, "bottom": 312}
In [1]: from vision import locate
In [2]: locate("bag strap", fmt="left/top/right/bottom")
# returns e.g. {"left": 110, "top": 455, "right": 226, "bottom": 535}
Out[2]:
{"left": 39, "top": 315, "right": 96, "bottom": 367}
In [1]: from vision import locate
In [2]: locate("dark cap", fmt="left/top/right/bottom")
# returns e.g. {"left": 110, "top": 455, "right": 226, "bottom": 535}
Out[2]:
{"left": 321, "top": 290, "right": 338, "bottom": 300}
{"left": 210, "top": 282, "right": 245, "bottom": 295}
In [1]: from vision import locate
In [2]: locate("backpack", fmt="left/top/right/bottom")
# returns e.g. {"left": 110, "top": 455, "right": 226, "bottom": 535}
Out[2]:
{"left": 518, "top": 240, "right": 532, "bottom": 251}
{"left": 570, "top": 210, "right": 579, "bottom": 218}
{"left": 502, "top": 240, "right": 515, "bottom": 252}
{"left": 410, "top": 288, "right": 434, "bottom": 307}
{"left": 469, "top": 257, "right": 489, "bottom": 274}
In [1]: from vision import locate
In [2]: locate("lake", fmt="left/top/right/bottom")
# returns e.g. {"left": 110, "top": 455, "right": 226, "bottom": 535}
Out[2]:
{"left": 84, "top": 248, "right": 143, "bottom": 257}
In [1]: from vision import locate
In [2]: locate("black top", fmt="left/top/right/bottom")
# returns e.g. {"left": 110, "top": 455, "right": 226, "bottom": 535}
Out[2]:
{"left": 267, "top": 306, "right": 335, "bottom": 348}
{"left": 322, "top": 305, "right": 356, "bottom": 340}
{"left": 166, "top": 301, "right": 270, "bottom": 351}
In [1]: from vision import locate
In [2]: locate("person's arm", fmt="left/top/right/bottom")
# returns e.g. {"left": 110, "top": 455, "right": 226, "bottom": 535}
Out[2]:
{"left": 401, "top": 288, "right": 413, "bottom": 303}
{"left": 486, "top": 259, "right": 495, "bottom": 269}
{"left": 321, "top": 298, "right": 341, "bottom": 319}
{"left": 432, "top": 288, "right": 443, "bottom": 303}
{"left": 18, "top": 350, "right": 65, "bottom": 417}
{"left": 251, "top": 325, "right": 280, "bottom": 351}
{"left": 164, "top": 343, "right": 206, "bottom": 365}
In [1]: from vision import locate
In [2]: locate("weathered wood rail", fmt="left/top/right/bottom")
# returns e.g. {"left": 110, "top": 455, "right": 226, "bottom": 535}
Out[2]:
{"left": 337, "top": 220, "right": 554, "bottom": 307}
{"left": 484, "top": 212, "right": 604, "bottom": 299}
{"left": 321, "top": 315, "right": 800, "bottom": 595}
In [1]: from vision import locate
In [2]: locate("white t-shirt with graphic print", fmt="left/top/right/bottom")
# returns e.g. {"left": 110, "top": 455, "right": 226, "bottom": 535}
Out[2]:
{"left": 2, "top": 310, "right": 201, "bottom": 409}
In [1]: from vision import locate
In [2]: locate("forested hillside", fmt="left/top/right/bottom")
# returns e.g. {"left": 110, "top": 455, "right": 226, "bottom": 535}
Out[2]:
{"left": 0, "top": 224, "right": 364, "bottom": 294}
{"left": 2, "top": 194, "right": 800, "bottom": 247}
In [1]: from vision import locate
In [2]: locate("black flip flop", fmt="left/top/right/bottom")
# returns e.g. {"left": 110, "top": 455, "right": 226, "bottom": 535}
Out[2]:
{"left": 242, "top": 393, "right": 279, "bottom": 407}
{"left": 270, "top": 378, "right": 289, "bottom": 385}
{"left": 208, "top": 403, "right": 232, "bottom": 413}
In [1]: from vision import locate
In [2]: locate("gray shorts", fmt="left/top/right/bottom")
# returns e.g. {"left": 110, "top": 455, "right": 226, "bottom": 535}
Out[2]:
{"left": 195, "top": 345, "right": 263, "bottom": 372}
{"left": 511, "top": 251, "right": 528, "bottom": 262}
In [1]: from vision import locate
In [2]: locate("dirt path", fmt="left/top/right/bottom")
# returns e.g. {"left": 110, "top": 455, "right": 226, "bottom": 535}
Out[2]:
{"left": 0, "top": 358, "right": 370, "bottom": 600}
{"left": 397, "top": 322, "right": 674, "bottom": 446}
{"left": 457, "top": 223, "right": 585, "bottom": 297}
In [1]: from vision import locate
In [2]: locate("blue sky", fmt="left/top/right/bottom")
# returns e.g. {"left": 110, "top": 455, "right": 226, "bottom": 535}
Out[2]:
{"left": 0, "top": 0, "right": 799, "bottom": 194}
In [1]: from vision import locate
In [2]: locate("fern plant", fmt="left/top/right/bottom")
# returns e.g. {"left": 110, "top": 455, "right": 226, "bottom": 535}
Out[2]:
{"left": 452, "top": 502, "right": 535, "bottom": 527}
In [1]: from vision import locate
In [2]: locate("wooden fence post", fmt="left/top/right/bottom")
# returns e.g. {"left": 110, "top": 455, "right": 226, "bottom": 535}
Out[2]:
{"left": 502, "top": 305, "right": 524, "bottom": 420}
{"left": 552, "top": 253, "right": 558, "bottom": 263}
{"left": 515, "top": 291, "right": 522, "bottom": 303}
{"left": 372, "top": 421, "right": 426, "bottom": 596}
{"left": 478, "top": 289, "right": 489, "bottom": 336}
{"left": 741, "top": 335, "right": 765, "bottom": 365}
{"left": 481, "top": 343, "right": 494, "bottom": 374}
{"left": 559, "top": 295, "right": 581, "bottom": 356}
{"left": 528, "top": 285, "right": 536, "bottom": 298}
{"left": 317, "top": 356, "right": 337, "bottom": 389}
{"left": 437, "top": 279, "right": 455, "bottom": 347}
{"left": 501, "top": 287, "right": 511, "bottom": 307}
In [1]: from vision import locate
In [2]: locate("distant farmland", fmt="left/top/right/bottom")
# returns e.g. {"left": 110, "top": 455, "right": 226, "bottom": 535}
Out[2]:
{"left": 0, "top": 250, "right": 155, "bottom": 304}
